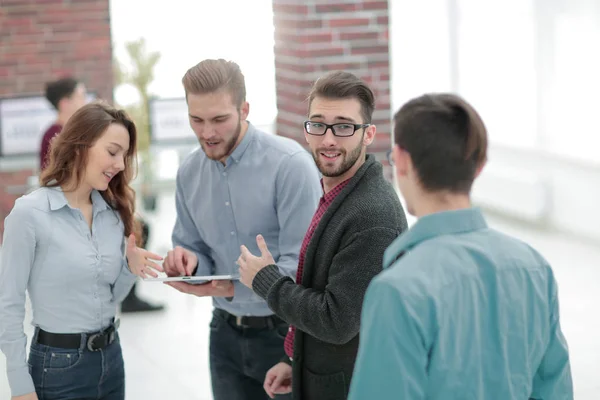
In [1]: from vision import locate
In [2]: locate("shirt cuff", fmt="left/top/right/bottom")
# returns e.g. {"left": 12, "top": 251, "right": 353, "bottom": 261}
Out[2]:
{"left": 280, "top": 354, "right": 293, "bottom": 365}
{"left": 252, "top": 264, "right": 285, "bottom": 299}
{"left": 8, "top": 365, "right": 35, "bottom": 397}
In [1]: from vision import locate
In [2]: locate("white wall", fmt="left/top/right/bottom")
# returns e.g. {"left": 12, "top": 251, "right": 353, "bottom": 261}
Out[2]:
{"left": 479, "top": 145, "right": 600, "bottom": 242}
{"left": 390, "top": 0, "right": 600, "bottom": 243}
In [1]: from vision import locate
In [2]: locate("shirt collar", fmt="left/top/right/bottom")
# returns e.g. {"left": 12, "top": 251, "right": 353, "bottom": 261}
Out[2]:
{"left": 383, "top": 207, "right": 488, "bottom": 269}
{"left": 320, "top": 177, "right": 351, "bottom": 202}
{"left": 227, "top": 121, "right": 256, "bottom": 165}
{"left": 90, "top": 190, "right": 111, "bottom": 213}
{"left": 47, "top": 185, "right": 110, "bottom": 213}
{"left": 47, "top": 186, "right": 68, "bottom": 210}
{"left": 319, "top": 154, "right": 375, "bottom": 199}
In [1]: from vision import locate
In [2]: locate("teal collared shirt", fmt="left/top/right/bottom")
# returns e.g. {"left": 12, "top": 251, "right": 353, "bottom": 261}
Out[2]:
{"left": 349, "top": 207, "right": 573, "bottom": 400}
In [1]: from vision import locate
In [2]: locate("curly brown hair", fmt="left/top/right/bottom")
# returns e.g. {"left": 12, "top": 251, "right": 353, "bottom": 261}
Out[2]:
{"left": 40, "top": 101, "right": 140, "bottom": 238}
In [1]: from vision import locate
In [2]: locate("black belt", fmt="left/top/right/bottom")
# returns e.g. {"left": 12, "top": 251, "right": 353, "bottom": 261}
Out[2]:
{"left": 36, "top": 319, "right": 120, "bottom": 352}
{"left": 215, "top": 308, "right": 282, "bottom": 329}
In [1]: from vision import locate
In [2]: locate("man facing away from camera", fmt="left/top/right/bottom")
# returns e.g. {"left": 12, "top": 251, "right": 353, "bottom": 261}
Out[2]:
{"left": 349, "top": 93, "right": 573, "bottom": 400}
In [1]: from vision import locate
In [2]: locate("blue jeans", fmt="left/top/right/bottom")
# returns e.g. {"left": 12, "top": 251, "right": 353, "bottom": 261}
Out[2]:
{"left": 210, "top": 309, "right": 292, "bottom": 400}
{"left": 28, "top": 329, "right": 125, "bottom": 400}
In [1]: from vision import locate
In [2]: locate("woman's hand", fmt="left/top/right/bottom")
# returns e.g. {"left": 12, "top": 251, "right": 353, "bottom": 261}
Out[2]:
{"left": 125, "top": 234, "right": 164, "bottom": 278}
{"left": 12, "top": 392, "right": 39, "bottom": 400}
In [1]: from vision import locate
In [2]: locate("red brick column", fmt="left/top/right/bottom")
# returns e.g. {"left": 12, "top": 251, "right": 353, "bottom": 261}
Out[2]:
{"left": 0, "top": 0, "right": 114, "bottom": 241}
{"left": 272, "top": 0, "right": 392, "bottom": 178}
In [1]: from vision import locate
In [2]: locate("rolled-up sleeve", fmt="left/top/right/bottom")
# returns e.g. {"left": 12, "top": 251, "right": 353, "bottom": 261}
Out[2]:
{"left": 111, "top": 238, "right": 137, "bottom": 304}
{"left": 0, "top": 203, "right": 37, "bottom": 397}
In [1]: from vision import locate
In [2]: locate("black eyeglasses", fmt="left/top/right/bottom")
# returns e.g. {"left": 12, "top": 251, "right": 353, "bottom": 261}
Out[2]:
{"left": 386, "top": 149, "right": 394, "bottom": 166}
{"left": 304, "top": 121, "right": 370, "bottom": 137}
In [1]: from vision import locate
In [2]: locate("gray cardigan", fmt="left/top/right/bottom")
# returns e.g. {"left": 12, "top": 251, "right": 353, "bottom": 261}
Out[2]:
{"left": 253, "top": 154, "right": 408, "bottom": 400}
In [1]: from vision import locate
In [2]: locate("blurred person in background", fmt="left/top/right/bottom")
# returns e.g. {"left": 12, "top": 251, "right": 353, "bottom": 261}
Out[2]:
{"left": 0, "top": 102, "right": 164, "bottom": 400}
{"left": 349, "top": 93, "right": 573, "bottom": 400}
{"left": 40, "top": 76, "right": 164, "bottom": 313}
{"left": 39, "top": 77, "right": 87, "bottom": 171}
{"left": 161, "top": 59, "right": 322, "bottom": 400}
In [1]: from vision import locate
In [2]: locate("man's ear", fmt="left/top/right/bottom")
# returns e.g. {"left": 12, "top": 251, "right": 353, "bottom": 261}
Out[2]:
{"left": 393, "top": 144, "right": 410, "bottom": 177}
{"left": 474, "top": 159, "right": 487, "bottom": 178}
{"left": 363, "top": 124, "right": 376, "bottom": 146}
{"left": 239, "top": 101, "right": 250, "bottom": 120}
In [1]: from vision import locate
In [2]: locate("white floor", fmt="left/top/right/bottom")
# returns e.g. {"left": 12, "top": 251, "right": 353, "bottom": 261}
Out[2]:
{"left": 1, "top": 192, "right": 599, "bottom": 399}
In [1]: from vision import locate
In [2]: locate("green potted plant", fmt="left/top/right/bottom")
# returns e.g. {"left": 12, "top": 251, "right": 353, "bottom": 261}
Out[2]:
{"left": 113, "top": 38, "right": 161, "bottom": 211}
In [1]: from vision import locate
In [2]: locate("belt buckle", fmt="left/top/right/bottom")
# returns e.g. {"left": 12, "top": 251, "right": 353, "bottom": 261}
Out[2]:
{"left": 87, "top": 333, "right": 102, "bottom": 352}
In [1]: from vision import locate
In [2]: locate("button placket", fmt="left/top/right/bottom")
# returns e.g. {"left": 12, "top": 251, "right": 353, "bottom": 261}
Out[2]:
{"left": 220, "top": 168, "right": 238, "bottom": 242}
{"left": 93, "top": 217, "right": 101, "bottom": 306}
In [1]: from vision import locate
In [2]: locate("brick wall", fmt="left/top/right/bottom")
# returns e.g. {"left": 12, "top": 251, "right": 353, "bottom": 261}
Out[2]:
{"left": 0, "top": 0, "right": 114, "bottom": 241}
{"left": 272, "top": 0, "right": 392, "bottom": 180}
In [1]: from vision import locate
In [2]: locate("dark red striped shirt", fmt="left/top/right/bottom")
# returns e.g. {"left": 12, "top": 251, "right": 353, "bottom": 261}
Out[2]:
{"left": 284, "top": 178, "right": 351, "bottom": 359}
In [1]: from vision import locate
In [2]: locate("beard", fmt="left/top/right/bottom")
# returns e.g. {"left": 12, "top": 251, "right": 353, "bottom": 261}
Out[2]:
{"left": 312, "top": 137, "right": 364, "bottom": 178}
{"left": 200, "top": 119, "right": 242, "bottom": 162}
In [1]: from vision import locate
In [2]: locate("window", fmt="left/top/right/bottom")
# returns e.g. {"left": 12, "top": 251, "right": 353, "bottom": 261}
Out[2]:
{"left": 456, "top": 0, "right": 538, "bottom": 149}
{"left": 542, "top": 0, "right": 600, "bottom": 164}
{"left": 389, "top": 0, "right": 452, "bottom": 112}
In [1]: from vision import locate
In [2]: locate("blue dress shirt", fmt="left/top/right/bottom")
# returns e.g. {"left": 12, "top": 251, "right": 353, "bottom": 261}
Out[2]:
{"left": 172, "top": 122, "right": 322, "bottom": 316}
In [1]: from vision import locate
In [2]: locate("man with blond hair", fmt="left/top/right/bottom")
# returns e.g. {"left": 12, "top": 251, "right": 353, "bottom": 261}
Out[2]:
{"left": 162, "top": 59, "right": 321, "bottom": 400}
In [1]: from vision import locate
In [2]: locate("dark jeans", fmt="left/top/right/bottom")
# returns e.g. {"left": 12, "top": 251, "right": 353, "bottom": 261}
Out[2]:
{"left": 210, "top": 309, "right": 292, "bottom": 400}
{"left": 28, "top": 329, "right": 125, "bottom": 400}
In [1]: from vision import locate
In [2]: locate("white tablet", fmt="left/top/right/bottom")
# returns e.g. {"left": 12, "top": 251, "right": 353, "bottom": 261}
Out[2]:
{"left": 144, "top": 274, "right": 238, "bottom": 283}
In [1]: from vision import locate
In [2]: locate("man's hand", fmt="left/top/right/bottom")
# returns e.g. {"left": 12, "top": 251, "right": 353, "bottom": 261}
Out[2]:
{"left": 163, "top": 246, "right": 198, "bottom": 277}
{"left": 165, "top": 280, "right": 234, "bottom": 298}
{"left": 12, "top": 392, "right": 39, "bottom": 400}
{"left": 264, "top": 362, "right": 292, "bottom": 398}
{"left": 238, "top": 234, "right": 276, "bottom": 288}
{"left": 125, "top": 234, "right": 164, "bottom": 278}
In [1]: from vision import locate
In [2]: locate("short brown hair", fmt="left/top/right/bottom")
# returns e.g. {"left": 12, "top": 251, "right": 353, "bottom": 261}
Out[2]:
{"left": 182, "top": 59, "right": 246, "bottom": 107}
{"left": 40, "top": 101, "right": 139, "bottom": 237}
{"left": 393, "top": 93, "right": 487, "bottom": 193}
{"left": 308, "top": 71, "right": 375, "bottom": 123}
{"left": 45, "top": 77, "right": 80, "bottom": 110}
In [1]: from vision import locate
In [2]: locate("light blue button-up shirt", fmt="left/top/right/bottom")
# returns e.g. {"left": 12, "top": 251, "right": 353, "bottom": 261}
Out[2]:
{"left": 173, "top": 122, "right": 321, "bottom": 316}
{"left": 0, "top": 186, "right": 137, "bottom": 397}
{"left": 349, "top": 207, "right": 573, "bottom": 400}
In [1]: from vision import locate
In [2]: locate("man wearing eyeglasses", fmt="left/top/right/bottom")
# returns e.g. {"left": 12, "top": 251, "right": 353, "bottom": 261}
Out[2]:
{"left": 237, "top": 71, "right": 408, "bottom": 400}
